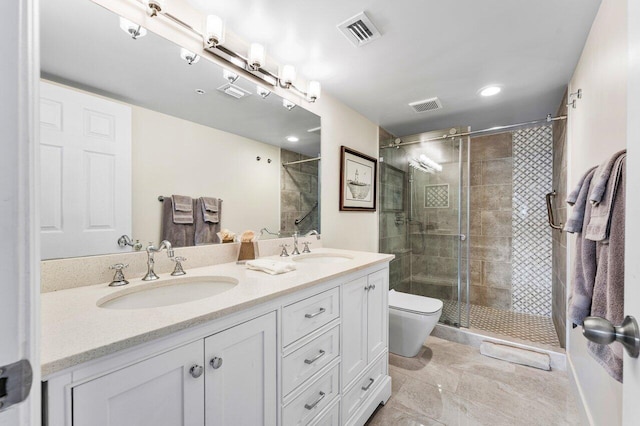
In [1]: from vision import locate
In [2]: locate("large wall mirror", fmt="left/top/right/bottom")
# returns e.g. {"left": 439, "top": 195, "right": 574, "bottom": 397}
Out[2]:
{"left": 39, "top": 0, "right": 321, "bottom": 260}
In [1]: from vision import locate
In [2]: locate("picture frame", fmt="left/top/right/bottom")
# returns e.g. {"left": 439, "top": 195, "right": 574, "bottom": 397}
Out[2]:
{"left": 340, "top": 146, "right": 377, "bottom": 211}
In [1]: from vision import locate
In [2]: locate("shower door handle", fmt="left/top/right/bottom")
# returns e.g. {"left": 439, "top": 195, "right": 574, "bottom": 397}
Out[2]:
{"left": 458, "top": 234, "right": 466, "bottom": 241}
{"left": 545, "top": 191, "right": 563, "bottom": 230}
{"left": 582, "top": 315, "right": 640, "bottom": 358}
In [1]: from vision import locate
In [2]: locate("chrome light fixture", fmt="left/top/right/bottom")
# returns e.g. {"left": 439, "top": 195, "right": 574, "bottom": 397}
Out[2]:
{"left": 283, "top": 99, "right": 296, "bottom": 111}
{"left": 257, "top": 85, "right": 271, "bottom": 99}
{"left": 180, "top": 48, "right": 200, "bottom": 65}
{"left": 223, "top": 69, "right": 239, "bottom": 84}
{"left": 119, "top": 17, "right": 147, "bottom": 39}
{"left": 144, "top": 6, "right": 321, "bottom": 103}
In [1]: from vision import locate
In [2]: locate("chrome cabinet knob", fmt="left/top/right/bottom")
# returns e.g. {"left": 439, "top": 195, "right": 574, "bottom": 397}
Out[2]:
{"left": 189, "top": 364, "right": 204, "bottom": 378}
{"left": 210, "top": 357, "right": 223, "bottom": 369}
{"left": 583, "top": 315, "right": 640, "bottom": 358}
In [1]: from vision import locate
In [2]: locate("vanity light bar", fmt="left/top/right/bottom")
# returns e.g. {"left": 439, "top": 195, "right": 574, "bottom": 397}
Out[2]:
{"left": 141, "top": 0, "right": 320, "bottom": 102}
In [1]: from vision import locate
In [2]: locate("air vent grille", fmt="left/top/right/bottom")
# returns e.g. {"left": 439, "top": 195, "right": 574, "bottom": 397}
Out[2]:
{"left": 337, "top": 12, "right": 381, "bottom": 47}
{"left": 217, "top": 83, "right": 250, "bottom": 99}
{"left": 409, "top": 97, "right": 443, "bottom": 113}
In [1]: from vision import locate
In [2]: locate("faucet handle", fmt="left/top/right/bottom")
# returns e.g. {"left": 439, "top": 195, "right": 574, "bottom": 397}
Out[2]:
{"left": 279, "top": 244, "right": 290, "bottom": 257}
{"left": 109, "top": 263, "right": 129, "bottom": 287}
{"left": 302, "top": 242, "right": 312, "bottom": 253}
{"left": 171, "top": 256, "right": 187, "bottom": 276}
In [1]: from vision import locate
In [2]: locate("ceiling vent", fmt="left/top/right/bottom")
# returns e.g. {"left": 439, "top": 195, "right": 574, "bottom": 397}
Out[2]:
{"left": 337, "top": 12, "right": 381, "bottom": 47}
{"left": 217, "top": 83, "right": 251, "bottom": 99}
{"left": 409, "top": 97, "right": 443, "bottom": 113}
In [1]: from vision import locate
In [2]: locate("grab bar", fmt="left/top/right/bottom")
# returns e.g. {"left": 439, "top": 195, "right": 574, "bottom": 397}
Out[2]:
{"left": 295, "top": 201, "right": 318, "bottom": 225}
{"left": 545, "top": 191, "right": 563, "bottom": 230}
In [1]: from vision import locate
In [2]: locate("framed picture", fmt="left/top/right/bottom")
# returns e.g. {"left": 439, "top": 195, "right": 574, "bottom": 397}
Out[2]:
{"left": 381, "top": 163, "right": 406, "bottom": 212}
{"left": 340, "top": 146, "right": 377, "bottom": 211}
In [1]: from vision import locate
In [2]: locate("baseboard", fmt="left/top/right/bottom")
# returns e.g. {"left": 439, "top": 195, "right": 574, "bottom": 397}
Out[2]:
{"left": 567, "top": 354, "right": 594, "bottom": 426}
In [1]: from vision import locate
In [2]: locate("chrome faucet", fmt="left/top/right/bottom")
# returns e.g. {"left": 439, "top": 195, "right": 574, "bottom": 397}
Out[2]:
{"left": 143, "top": 240, "right": 175, "bottom": 281}
{"left": 291, "top": 232, "right": 301, "bottom": 256}
{"left": 305, "top": 230, "right": 320, "bottom": 240}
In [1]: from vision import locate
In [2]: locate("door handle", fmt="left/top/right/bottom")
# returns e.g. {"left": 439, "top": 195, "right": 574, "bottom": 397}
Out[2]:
{"left": 582, "top": 315, "right": 640, "bottom": 358}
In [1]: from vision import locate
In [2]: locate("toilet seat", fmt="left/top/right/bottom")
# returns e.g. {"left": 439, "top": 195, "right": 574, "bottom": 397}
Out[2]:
{"left": 388, "top": 289, "right": 443, "bottom": 315}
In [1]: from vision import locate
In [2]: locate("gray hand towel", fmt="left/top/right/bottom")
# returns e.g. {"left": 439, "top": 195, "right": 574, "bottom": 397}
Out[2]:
{"left": 200, "top": 197, "right": 219, "bottom": 224}
{"left": 195, "top": 198, "right": 221, "bottom": 245}
{"left": 589, "top": 149, "right": 626, "bottom": 206}
{"left": 587, "top": 157, "right": 625, "bottom": 383}
{"left": 161, "top": 198, "right": 195, "bottom": 247}
{"left": 567, "top": 196, "right": 597, "bottom": 326}
{"left": 564, "top": 168, "right": 597, "bottom": 233}
{"left": 567, "top": 166, "right": 597, "bottom": 205}
{"left": 171, "top": 194, "right": 194, "bottom": 224}
{"left": 585, "top": 153, "right": 626, "bottom": 241}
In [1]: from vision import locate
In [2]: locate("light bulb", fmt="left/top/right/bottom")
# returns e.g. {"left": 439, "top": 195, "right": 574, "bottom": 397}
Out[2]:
{"left": 248, "top": 43, "right": 266, "bottom": 70}
{"left": 257, "top": 85, "right": 271, "bottom": 99}
{"left": 205, "top": 15, "right": 225, "bottom": 47}
{"left": 119, "top": 17, "right": 147, "bottom": 39}
{"left": 180, "top": 48, "right": 200, "bottom": 65}
{"left": 281, "top": 65, "right": 296, "bottom": 87}
{"left": 223, "top": 69, "right": 238, "bottom": 83}
{"left": 307, "top": 81, "right": 321, "bottom": 102}
{"left": 287, "top": 136, "right": 299, "bottom": 142}
{"left": 480, "top": 86, "right": 501, "bottom": 97}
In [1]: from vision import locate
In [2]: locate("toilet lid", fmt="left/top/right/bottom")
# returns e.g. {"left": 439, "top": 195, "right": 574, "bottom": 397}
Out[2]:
{"left": 388, "top": 289, "right": 443, "bottom": 314}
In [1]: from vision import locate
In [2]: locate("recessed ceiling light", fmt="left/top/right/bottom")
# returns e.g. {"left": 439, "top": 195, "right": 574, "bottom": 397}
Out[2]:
{"left": 479, "top": 86, "right": 501, "bottom": 97}
{"left": 286, "top": 136, "right": 299, "bottom": 142}
{"left": 195, "top": 89, "right": 206, "bottom": 95}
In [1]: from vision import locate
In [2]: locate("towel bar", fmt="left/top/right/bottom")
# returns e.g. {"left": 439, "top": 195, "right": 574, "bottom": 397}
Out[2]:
{"left": 545, "top": 191, "right": 563, "bottom": 231}
{"left": 158, "top": 195, "right": 223, "bottom": 202}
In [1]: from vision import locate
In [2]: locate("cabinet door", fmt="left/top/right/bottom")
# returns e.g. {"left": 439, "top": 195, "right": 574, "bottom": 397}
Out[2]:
{"left": 342, "top": 276, "right": 368, "bottom": 387}
{"left": 367, "top": 270, "right": 387, "bottom": 362}
{"left": 205, "top": 312, "right": 277, "bottom": 426}
{"left": 73, "top": 341, "right": 204, "bottom": 426}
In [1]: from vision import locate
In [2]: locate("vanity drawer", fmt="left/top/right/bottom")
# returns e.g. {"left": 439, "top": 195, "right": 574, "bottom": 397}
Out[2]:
{"left": 283, "top": 288, "right": 340, "bottom": 347}
{"left": 283, "top": 364, "right": 340, "bottom": 426}
{"left": 308, "top": 399, "right": 340, "bottom": 426}
{"left": 342, "top": 354, "right": 386, "bottom": 423}
{"left": 283, "top": 325, "right": 340, "bottom": 396}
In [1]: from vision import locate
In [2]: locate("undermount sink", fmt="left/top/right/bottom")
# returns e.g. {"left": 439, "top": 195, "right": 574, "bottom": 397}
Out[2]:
{"left": 292, "top": 253, "right": 354, "bottom": 264}
{"left": 98, "top": 276, "right": 238, "bottom": 310}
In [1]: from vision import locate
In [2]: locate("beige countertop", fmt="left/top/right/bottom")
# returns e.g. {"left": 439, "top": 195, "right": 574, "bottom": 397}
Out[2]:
{"left": 41, "top": 248, "right": 393, "bottom": 378}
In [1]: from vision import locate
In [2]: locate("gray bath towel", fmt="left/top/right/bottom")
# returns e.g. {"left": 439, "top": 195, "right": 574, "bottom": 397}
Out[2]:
{"left": 161, "top": 198, "right": 195, "bottom": 247}
{"left": 587, "top": 157, "right": 625, "bottom": 383}
{"left": 171, "top": 194, "right": 194, "bottom": 224}
{"left": 564, "top": 168, "right": 597, "bottom": 233}
{"left": 567, "top": 166, "right": 597, "bottom": 205}
{"left": 567, "top": 194, "right": 597, "bottom": 326}
{"left": 585, "top": 153, "right": 626, "bottom": 241}
{"left": 589, "top": 149, "right": 626, "bottom": 206}
{"left": 200, "top": 197, "right": 219, "bottom": 224}
{"left": 195, "top": 198, "right": 221, "bottom": 245}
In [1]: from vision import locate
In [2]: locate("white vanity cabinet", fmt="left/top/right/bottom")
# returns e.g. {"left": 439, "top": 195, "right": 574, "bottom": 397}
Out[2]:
{"left": 72, "top": 312, "right": 277, "bottom": 426}
{"left": 44, "top": 262, "right": 391, "bottom": 426}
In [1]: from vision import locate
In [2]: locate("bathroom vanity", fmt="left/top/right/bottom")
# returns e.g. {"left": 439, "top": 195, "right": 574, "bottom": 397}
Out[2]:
{"left": 42, "top": 248, "right": 393, "bottom": 426}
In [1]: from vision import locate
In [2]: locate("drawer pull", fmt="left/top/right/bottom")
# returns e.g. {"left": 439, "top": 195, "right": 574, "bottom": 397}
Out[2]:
{"left": 361, "top": 378, "right": 375, "bottom": 391}
{"left": 305, "top": 307, "right": 326, "bottom": 319}
{"left": 304, "top": 391, "right": 326, "bottom": 410}
{"left": 304, "top": 350, "right": 326, "bottom": 365}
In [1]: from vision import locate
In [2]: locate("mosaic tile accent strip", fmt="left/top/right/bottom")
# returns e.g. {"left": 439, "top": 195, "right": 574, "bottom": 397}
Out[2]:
{"left": 512, "top": 126, "right": 553, "bottom": 317}
{"left": 441, "top": 300, "right": 561, "bottom": 348}
{"left": 424, "top": 184, "right": 449, "bottom": 208}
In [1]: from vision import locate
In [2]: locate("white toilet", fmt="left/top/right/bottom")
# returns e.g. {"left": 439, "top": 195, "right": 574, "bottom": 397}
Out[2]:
{"left": 388, "top": 289, "right": 443, "bottom": 357}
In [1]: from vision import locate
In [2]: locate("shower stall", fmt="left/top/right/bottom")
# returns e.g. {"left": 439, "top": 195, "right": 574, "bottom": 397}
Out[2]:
{"left": 379, "top": 124, "right": 561, "bottom": 350}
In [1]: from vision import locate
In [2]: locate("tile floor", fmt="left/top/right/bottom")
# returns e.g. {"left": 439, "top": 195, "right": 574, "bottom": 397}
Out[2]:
{"left": 366, "top": 337, "right": 580, "bottom": 426}
{"left": 441, "top": 300, "right": 561, "bottom": 348}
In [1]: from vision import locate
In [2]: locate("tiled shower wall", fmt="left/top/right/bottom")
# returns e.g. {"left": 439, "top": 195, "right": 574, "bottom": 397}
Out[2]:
{"left": 280, "top": 149, "right": 319, "bottom": 236}
{"left": 552, "top": 93, "right": 568, "bottom": 347}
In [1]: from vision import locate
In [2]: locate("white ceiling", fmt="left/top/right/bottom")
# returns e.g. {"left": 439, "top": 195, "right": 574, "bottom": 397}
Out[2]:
{"left": 40, "top": 0, "right": 321, "bottom": 157}
{"left": 188, "top": 0, "right": 601, "bottom": 137}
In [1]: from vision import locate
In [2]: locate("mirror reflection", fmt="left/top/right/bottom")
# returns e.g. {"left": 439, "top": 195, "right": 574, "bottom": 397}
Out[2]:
{"left": 39, "top": 0, "right": 321, "bottom": 260}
